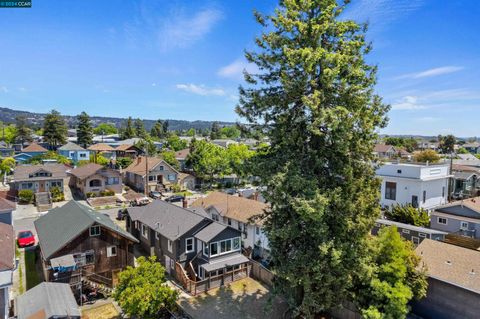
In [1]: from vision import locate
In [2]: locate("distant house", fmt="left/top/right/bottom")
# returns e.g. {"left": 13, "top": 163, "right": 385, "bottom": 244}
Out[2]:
{"left": 211, "top": 139, "right": 238, "bottom": 148}
{"left": 178, "top": 173, "right": 196, "bottom": 190}
{"left": 0, "top": 223, "right": 14, "bottom": 319}
{"left": 453, "top": 153, "right": 480, "bottom": 168}
{"left": 191, "top": 192, "right": 269, "bottom": 258}
{"left": 175, "top": 148, "right": 190, "bottom": 171}
{"left": 412, "top": 239, "right": 480, "bottom": 319}
{"left": 463, "top": 141, "right": 480, "bottom": 154}
{"left": 68, "top": 163, "right": 122, "bottom": 198}
{"left": 57, "top": 142, "right": 90, "bottom": 163}
{"left": 0, "top": 146, "right": 14, "bottom": 158}
{"left": 34, "top": 200, "right": 138, "bottom": 288}
{"left": 372, "top": 219, "right": 447, "bottom": 245}
{"left": 0, "top": 198, "right": 16, "bottom": 225}
{"left": 451, "top": 164, "right": 480, "bottom": 198}
{"left": 87, "top": 143, "right": 116, "bottom": 160}
{"left": 21, "top": 142, "right": 48, "bottom": 157}
{"left": 15, "top": 282, "right": 81, "bottom": 319}
{"left": 373, "top": 144, "right": 411, "bottom": 159}
{"left": 430, "top": 197, "right": 480, "bottom": 239}
{"left": 376, "top": 162, "right": 450, "bottom": 210}
{"left": 114, "top": 144, "right": 142, "bottom": 159}
{"left": 124, "top": 156, "right": 179, "bottom": 193}
{"left": 12, "top": 163, "right": 68, "bottom": 194}
{"left": 126, "top": 200, "right": 249, "bottom": 286}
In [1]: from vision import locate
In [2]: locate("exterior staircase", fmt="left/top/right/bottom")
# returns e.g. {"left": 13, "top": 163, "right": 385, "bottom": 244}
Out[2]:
{"left": 35, "top": 192, "right": 52, "bottom": 212}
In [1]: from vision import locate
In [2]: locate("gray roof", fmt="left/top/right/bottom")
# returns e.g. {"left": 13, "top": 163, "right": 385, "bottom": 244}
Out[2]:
{"left": 194, "top": 222, "right": 227, "bottom": 243}
{"left": 127, "top": 200, "right": 207, "bottom": 241}
{"left": 436, "top": 205, "right": 480, "bottom": 220}
{"left": 201, "top": 254, "right": 249, "bottom": 272}
{"left": 16, "top": 282, "right": 81, "bottom": 319}
{"left": 453, "top": 171, "right": 478, "bottom": 181}
{"left": 58, "top": 142, "right": 86, "bottom": 151}
{"left": 14, "top": 163, "right": 68, "bottom": 182}
{"left": 34, "top": 200, "right": 138, "bottom": 259}
{"left": 376, "top": 219, "right": 448, "bottom": 235}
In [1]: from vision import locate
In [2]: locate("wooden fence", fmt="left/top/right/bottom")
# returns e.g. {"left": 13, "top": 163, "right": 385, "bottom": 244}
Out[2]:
{"left": 250, "top": 260, "right": 274, "bottom": 287}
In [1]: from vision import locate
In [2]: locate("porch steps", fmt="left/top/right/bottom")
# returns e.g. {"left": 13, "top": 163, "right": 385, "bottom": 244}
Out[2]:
{"left": 35, "top": 192, "right": 52, "bottom": 212}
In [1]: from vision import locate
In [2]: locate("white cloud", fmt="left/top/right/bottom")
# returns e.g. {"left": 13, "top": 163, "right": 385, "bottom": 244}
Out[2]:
{"left": 391, "top": 96, "right": 424, "bottom": 110}
{"left": 0, "top": 86, "right": 8, "bottom": 93}
{"left": 390, "top": 88, "right": 480, "bottom": 111}
{"left": 217, "top": 59, "right": 258, "bottom": 80}
{"left": 396, "top": 66, "right": 464, "bottom": 79}
{"left": 176, "top": 84, "right": 226, "bottom": 96}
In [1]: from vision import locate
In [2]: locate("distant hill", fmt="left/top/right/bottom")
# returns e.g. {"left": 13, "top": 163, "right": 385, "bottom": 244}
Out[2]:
{"left": 0, "top": 107, "right": 235, "bottom": 131}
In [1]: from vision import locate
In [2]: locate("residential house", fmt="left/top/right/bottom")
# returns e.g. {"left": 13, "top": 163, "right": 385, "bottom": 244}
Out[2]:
{"left": 0, "top": 223, "right": 14, "bottom": 319}
{"left": 0, "top": 198, "right": 15, "bottom": 225}
{"left": 376, "top": 162, "right": 450, "bottom": 210}
{"left": 372, "top": 219, "right": 447, "bottom": 245}
{"left": 12, "top": 163, "right": 68, "bottom": 194}
{"left": 179, "top": 173, "right": 196, "bottom": 191}
{"left": 412, "top": 239, "right": 480, "bottom": 319}
{"left": 13, "top": 142, "right": 48, "bottom": 163}
{"left": 87, "top": 143, "right": 116, "bottom": 160}
{"left": 114, "top": 144, "right": 142, "bottom": 159}
{"left": 0, "top": 142, "right": 14, "bottom": 158}
{"left": 57, "top": 142, "right": 90, "bottom": 163}
{"left": 453, "top": 153, "right": 480, "bottom": 168}
{"left": 92, "top": 134, "right": 120, "bottom": 144}
{"left": 191, "top": 192, "right": 270, "bottom": 258}
{"left": 418, "top": 141, "right": 439, "bottom": 151}
{"left": 175, "top": 148, "right": 190, "bottom": 171}
{"left": 463, "top": 141, "right": 480, "bottom": 154}
{"left": 211, "top": 139, "right": 238, "bottom": 148}
{"left": 373, "top": 144, "right": 398, "bottom": 159}
{"left": 68, "top": 163, "right": 122, "bottom": 198}
{"left": 430, "top": 197, "right": 480, "bottom": 239}
{"left": 124, "top": 156, "right": 179, "bottom": 193}
{"left": 34, "top": 200, "right": 138, "bottom": 288}
{"left": 15, "top": 282, "right": 80, "bottom": 319}
{"left": 126, "top": 200, "right": 249, "bottom": 285}
{"left": 451, "top": 164, "right": 480, "bottom": 198}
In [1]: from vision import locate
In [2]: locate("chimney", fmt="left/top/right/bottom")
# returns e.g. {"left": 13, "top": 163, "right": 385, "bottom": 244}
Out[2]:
{"left": 183, "top": 198, "right": 188, "bottom": 208}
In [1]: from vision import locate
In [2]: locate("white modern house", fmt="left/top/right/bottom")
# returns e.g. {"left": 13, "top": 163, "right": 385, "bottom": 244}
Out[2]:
{"left": 376, "top": 162, "right": 451, "bottom": 210}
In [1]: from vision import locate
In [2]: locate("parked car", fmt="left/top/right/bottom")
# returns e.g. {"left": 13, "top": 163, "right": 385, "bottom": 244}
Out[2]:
{"left": 165, "top": 195, "right": 185, "bottom": 203}
{"left": 131, "top": 197, "right": 151, "bottom": 206}
{"left": 149, "top": 191, "right": 162, "bottom": 199}
{"left": 17, "top": 230, "right": 35, "bottom": 247}
{"left": 117, "top": 208, "right": 128, "bottom": 220}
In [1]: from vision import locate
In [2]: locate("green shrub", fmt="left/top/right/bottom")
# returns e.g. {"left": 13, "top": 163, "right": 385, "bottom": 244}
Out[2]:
{"left": 100, "top": 189, "right": 115, "bottom": 197}
{"left": 50, "top": 186, "right": 64, "bottom": 202}
{"left": 19, "top": 190, "right": 34, "bottom": 204}
{"left": 171, "top": 183, "right": 181, "bottom": 193}
{"left": 117, "top": 157, "right": 133, "bottom": 169}
{"left": 86, "top": 192, "right": 97, "bottom": 198}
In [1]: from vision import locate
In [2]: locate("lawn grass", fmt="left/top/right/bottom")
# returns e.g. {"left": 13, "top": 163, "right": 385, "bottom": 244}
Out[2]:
{"left": 175, "top": 191, "right": 193, "bottom": 196}
{"left": 24, "top": 249, "right": 41, "bottom": 290}
{"left": 82, "top": 303, "right": 120, "bottom": 319}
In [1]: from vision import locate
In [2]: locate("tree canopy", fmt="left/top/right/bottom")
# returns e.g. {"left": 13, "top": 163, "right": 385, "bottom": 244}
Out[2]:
{"left": 77, "top": 112, "right": 93, "bottom": 148}
{"left": 438, "top": 134, "right": 456, "bottom": 154}
{"left": 385, "top": 205, "right": 430, "bottom": 227}
{"left": 93, "top": 123, "right": 118, "bottom": 135}
{"left": 236, "top": 0, "right": 390, "bottom": 316}
{"left": 120, "top": 117, "right": 136, "bottom": 139}
{"left": 15, "top": 116, "right": 33, "bottom": 145}
{"left": 414, "top": 150, "right": 441, "bottom": 163}
{"left": 160, "top": 150, "right": 180, "bottom": 170}
{"left": 43, "top": 110, "right": 67, "bottom": 147}
{"left": 166, "top": 134, "right": 188, "bottom": 152}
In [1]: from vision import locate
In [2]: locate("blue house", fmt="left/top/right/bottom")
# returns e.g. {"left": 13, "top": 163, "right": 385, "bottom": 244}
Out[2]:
{"left": 14, "top": 142, "right": 48, "bottom": 163}
{"left": 57, "top": 142, "right": 90, "bottom": 163}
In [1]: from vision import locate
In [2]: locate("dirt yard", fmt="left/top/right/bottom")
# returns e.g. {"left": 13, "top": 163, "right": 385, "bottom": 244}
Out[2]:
{"left": 82, "top": 302, "right": 120, "bottom": 319}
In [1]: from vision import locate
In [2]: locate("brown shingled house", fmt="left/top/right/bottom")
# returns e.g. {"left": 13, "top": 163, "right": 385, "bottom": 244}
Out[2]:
{"left": 124, "top": 156, "right": 179, "bottom": 193}
{"left": 114, "top": 144, "right": 142, "bottom": 159}
{"left": 69, "top": 163, "right": 122, "bottom": 198}
{"left": 12, "top": 164, "right": 68, "bottom": 194}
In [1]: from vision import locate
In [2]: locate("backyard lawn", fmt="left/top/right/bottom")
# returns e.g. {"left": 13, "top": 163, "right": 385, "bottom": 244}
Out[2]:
{"left": 24, "top": 248, "right": 41, "bottom": 290}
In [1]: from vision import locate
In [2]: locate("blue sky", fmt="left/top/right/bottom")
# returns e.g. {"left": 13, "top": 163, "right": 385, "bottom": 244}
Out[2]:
{"left": 0, "top": 0, "right": 479, "bottom": 136}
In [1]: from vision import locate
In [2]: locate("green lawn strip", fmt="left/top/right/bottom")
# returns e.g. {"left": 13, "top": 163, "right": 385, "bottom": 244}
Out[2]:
{"left": 24, "top": 249, "right": 41, "bottom": 290}
{"left": 175, "top": 191, "right": 193, "bottom": 196}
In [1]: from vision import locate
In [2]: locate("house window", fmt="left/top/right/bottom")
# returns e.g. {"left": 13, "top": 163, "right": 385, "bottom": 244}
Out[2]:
{"left": 227, "top": 218, "right": 232, "bottom": 226}
{"left": 233, "top": 237, "right": 240, "bottom": 250}
{"left": 385, "top": 182, "right": 396, "bottom": 200}
{"left": 255, "top": 226, "right": 260, "bottom": 235}
{"left": 106, "top": 177, "right": 119, "bottom": 185}
{"left": 89, "top": 179, "right": 102, "bottom": 187}
{"left": 203, "top": 242, "right": 209, "bottom": 256}
{"left": 442, "top": 186, "right": 445, "bottom": 198}
{"left": 422, "top": 190, "right": 426, "bottom": 204}
{"left": 50, "top": 181, "right": 62, "bottom": 188}
{"left": 168, "top": 174, "right": 175, "bottom": 181}
{"left": 411, "top": 195, "right": 419, "bottom": 208}
{"left": 412, "top": 237, "right": 420, "bottom": 245}
{"left": 209, "top": 237, "right": 241, "bottom": 257}
{"left": 107, "top": 246, "right": 117, "bottom": 257}
{"left": 210, "top": 242, "right": 218, "bottom": 256}
{"left": 438, "top": 217, "right": 447, "bottom": 225}
{"left": 238, "top": 222, "right": 243, "bottom": 231}
{"left": 419, "top": 233, "right": 427, "bottom": 238}
{"left": 159, "top": 166, "right": 164, "bottom": 171}
{"left": 185, "top": 238, "right": 194, "bottom": 253}
{"left": 212, "top": 214, "right": 219, "bottom": 222}
{"left": 85, "top": 251, "right": 95, "bottom": 264}
{"left": 397, "top": 169, "right": 402, "bottom": 174}
{"left": 148, "top": 175, "right": 156, "bottom": 182}
{"left": 155, "top": 232, "right": 160, "bottom": 240}
{"left": 21, "top": 182, "right": 34, "bottom": 189}
{"left": 142, "top": 224, "right": 148, "bottom": 239}
{"left": 461, "top": 221, "right": 469, "bottom": 230}
{"left": 402, "top": 229, "right": 410, "bottom": 234}
{"left": 90, "top": 225, "right": 101, "bottom": 236}
{"left": 74, "top": 250, "right": 95, "bottom": 266}
{"left": 80, "top": 153, "right": 87, "bottom": 158}
{"left": 168, "top": 240, "right": 173, "bottom": 253}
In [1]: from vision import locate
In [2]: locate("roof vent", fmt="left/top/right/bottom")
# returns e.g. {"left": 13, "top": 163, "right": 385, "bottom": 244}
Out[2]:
{"left": 445, "top": 260, "right": 452, "bottom": 265}
{"left": 470, "top": 269, "right": 476, "bottom": 275}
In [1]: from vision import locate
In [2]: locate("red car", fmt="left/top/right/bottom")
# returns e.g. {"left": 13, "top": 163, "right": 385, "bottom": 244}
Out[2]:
{"left": 17, "top": 231, "right": 35, "bottom": 248}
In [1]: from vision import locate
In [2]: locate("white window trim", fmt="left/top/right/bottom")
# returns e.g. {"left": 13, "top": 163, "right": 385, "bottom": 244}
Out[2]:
{"left": 185, "top": 237, "right": 194, "bottom": 253}
{"left": 460, "top": 221, "right": 469, "bottom": 230}
{"left": 402, "top": 229, "right": 410, "bottom": 234}
{"left": 209, "top": 237, "right": 241, "bottom": 258}
{"left": 90, "top": 225, "right": 101, "bottom": 237}
{"left": 155, "top": 232, "right": 160, "bottom": 240}
{"left": 438, "top": 217, "right": 448, "bottom": 225}
{"left": 107, "top": 245, "right": 117, "bottom": 257}
{"left": 419, "top": 233, "right": 427, "bottom": 238}
{"left": 167, "top": 239, "right": 173, "bottom": 253}
{"left": 142, "top": 224, "right": 149, "bottom": 239}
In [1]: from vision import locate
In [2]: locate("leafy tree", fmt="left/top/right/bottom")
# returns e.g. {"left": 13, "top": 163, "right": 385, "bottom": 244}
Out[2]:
{"left": 0, "top": 157, "right": 15, "bottom": 184}
{"left": 93, "top": 123, "right": 118, "bottom": 135}
{"left": 113, "top": 256, "right": 178, "bottom": 318}
{"left": 160, "top": 150, "right": 180, "bottom": 170}
{"left": 150, "top": 120, "right": 166, "bottom": 139}
{"left": 457, "top": 147, "right": 468, "bottom": 154}
{"left": 225, "top": 143, "right": 255, "bottom": 177}
{"left": 116, "top": 157, "right": 133, "bottom": 169}
{"left": 438, "top": 134, "right": 456, "bottom": 154}
{"left": 120, "top": 117, "right": 136, "bottom": 139}
{"left": 166, "top": 134, "right": 188, "bottom": 152}
{"left": 220, "top": 126, "right": 241, "bottom": 139}
{"left": 76, "top": 112, "right": 93, "bottom": 148}
{"left": 163, "top": 120, "right": 169, "bottom": 134}
{"left": 383, "top": 137, "right": 418, "bottom": 153}
{"left": 134, "top": 139, "right": 157, "bottom": 156}
{"left": 357, "top": 226, "right": 427, "bottom": 318}
{"left": 210, "top": 121, "right": 221, "bottom": 140}
{"left": 134, "top": 118, "right": 147, "bottom": 138}
{"left": 385, "top": 205, "right": 430, "bottom": 227}
{"left": 15, "top": 116, "right": 33, "bottom": 145}
{"left": 414, "top": 150, "right": 440, "bottom": 163}
{"left": 43, "top": 110, "right": 67, "bottom": 148}
{"left": 236, "top": 0, "right": 389, "bottom": 316}
{"left": 186, "top": 140, "right": 227, "bottom": 186}
{"left": 89, "top": 153, "right": 109, "bottom": 166}
{"left": 186, "top": 128, "right": 196, "bottom": 137}
{"left": 26, "top": 151, "right": 71, "bottom": 165}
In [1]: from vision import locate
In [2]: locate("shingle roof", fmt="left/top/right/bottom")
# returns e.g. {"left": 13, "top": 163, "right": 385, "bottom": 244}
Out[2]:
{"left": 127, "top": 200, "right": 207, "bottom": 241}
{"left": 68, "top": 163, "right": 104, "bottom": 180}
{"left": 191, "top": 192, "right": 268, "bottom": 224}
{"left": 22, "top": 143, "right": 48, "bottom": 153}
{"left": 416, "top": 239, "right": 480, "bottom": 293}
{"left": 87, "top": 143, "right": 115, "bottom": 151}
{"left": 374, "top": 144, "right": 395, "bottom": 153}
{"left": 34, "top": 200, "right": 138, "bottom": 259}
{"left": 57, "top": 142, "right": 86, "bottom": 151}
{"left": 15, "top": 282, "right": 81, "bottom": 319}
{"left": 0, "top": 222, "right": 14, "bottom": 271}
{"left": 194, "top": 222, "right": 227, "bottom": 243}
{"left": 13, "top": 164, "right": 68, "bottom": 182}
{"left": 0, "top": 197, "right": 15, "bottom": 211}
{"left": 175, "top": 148, "right": 190, "bottom": 160}
{"left": 115, "top": 144, "right": 138, "bottom": 151}
{"left": 435, "top": 197, "right": 480, "bottom": 220}
{"left": 124, "top": 156, "right": 177, "bottom": 176}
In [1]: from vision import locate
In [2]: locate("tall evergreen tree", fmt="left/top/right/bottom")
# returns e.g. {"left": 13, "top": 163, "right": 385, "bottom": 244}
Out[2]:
{"left": 150, "top": 120, "right": 165, "bottom": 139}
{"left": 134, "top": 118, "right": 147, "bottom": 138}
{"left": 121, "top": 117, "right": 136, "bottom": 139}
{"left": 162, "top": 120, "right": 169, "bottom": 134}
{"left": 210, "top": 121, "right": 221, "bottom": 140}
{"left": 43, "top": 110, "right": 67, "bottom": 148}
{"left": 237, "top": 0, "right": 389, "bottom": 316}
{"left": 76, "top": 111, "right": 93, "bottom": 148}
{"left": 15, "top": 115, "right": 33, "bottom": 145}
